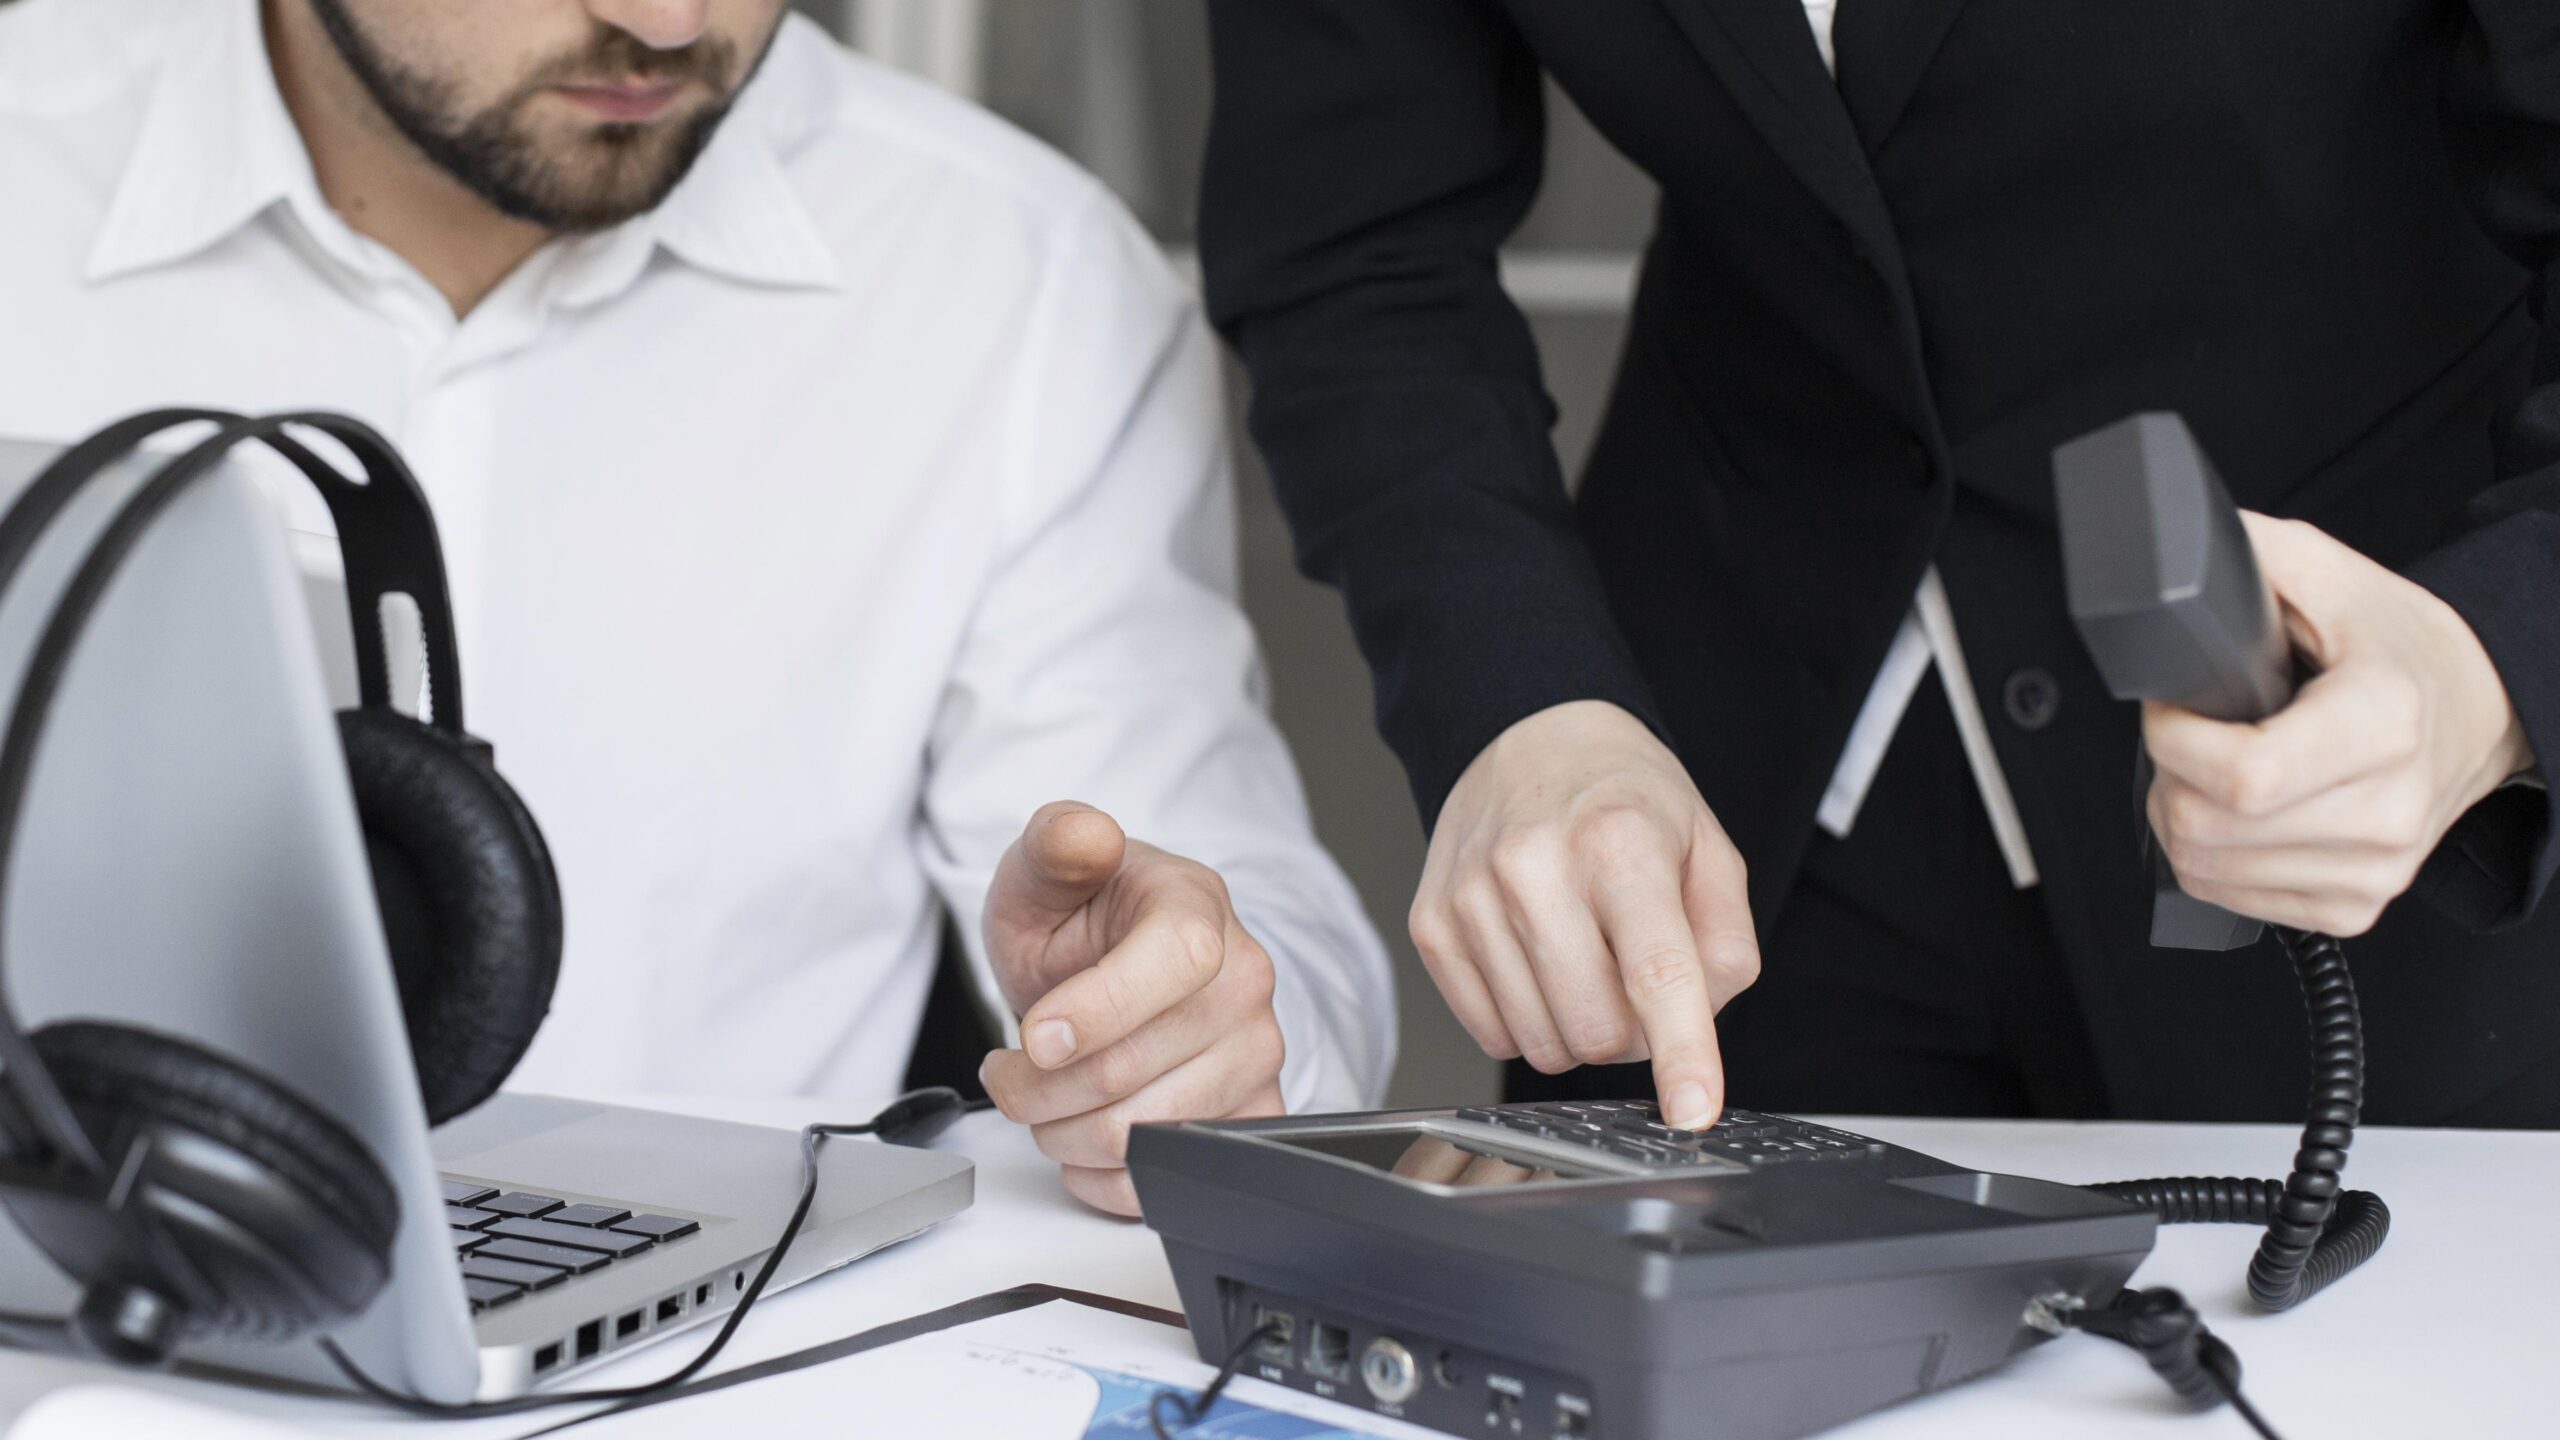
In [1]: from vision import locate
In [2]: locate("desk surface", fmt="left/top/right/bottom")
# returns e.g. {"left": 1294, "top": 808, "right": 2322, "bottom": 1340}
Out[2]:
{"left": 0, "top": 1100, "right": 2553, "bottom": 1437}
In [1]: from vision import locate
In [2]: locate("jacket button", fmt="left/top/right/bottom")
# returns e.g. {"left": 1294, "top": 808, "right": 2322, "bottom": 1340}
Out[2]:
{"left": 2003, "top": 668, "right": 2060, "bottom": 732}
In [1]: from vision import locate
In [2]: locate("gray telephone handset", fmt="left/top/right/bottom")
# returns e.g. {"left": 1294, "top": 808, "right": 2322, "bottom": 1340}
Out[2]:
{"left": 2054, "top": 412, "right": 2297, "bottom": 950}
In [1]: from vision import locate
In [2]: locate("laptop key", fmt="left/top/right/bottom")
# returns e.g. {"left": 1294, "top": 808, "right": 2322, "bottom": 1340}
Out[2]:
{"left": 489, "top": 1217, "right": 656, "bottom": 1256}
{"left": 441, "top": 1180, "right": 499, "bottom": 1208}
{"left": 447, "top": 1206, "right": 500, "bottom": 1230}
{"left": 462, "top": 1256, "right": 569, "bottom": 1290}
{"left": 611, "top": 1214, "right": 701, "bottom": 1242}
{"left": 462, "top": 1277, "right": 524, "bottom": 1310}
{"left": 545, "top": 1203, "right": 632, "bottom": 1228}
{"left": 477, "top": 1238, "right": 613, "bottom": 1275}
{"left": 451, "top": 1228, "right": 491, "bottom": 1255}
{"left": 478, "top": 1191, "right": 566, "bottom": 1218}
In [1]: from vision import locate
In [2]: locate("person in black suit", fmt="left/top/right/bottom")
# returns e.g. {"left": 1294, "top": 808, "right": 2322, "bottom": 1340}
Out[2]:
{"left": 1199, "top": 0, "right": 2560, "bottom": 1128}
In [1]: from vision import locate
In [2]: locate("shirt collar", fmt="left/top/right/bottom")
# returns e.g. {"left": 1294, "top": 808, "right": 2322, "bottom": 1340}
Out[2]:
{"left": 86, "top": 4, "right": 843, "bottom": 296}
{"left": 640, "top": 19, "right": 844, "bottom": 295}
{"left": 85, "top": 3, "right": 325, "bottom": 284}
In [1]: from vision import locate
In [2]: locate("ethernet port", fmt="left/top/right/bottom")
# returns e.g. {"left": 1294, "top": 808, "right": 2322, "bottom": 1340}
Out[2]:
{"left": 1305, "top": 1323, "right": 1353, "bottom": 1382}
{"left": 1248, "top": 1305, "right": 1296, "bottom": 1366}
{"left": 657, "top": 1295, "right": 685, "bottom": 1323}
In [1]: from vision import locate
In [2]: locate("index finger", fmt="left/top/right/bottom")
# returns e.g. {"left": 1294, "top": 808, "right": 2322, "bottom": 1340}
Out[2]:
{"left": 1018, "top": 876, "right": 1231, "bottom": 1069}
{"left": 1587, "top": 855, "right": 1725, "bottom": 1131}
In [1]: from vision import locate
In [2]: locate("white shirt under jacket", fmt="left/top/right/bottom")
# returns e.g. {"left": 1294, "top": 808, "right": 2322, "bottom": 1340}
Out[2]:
{"left": 0, "top": 0, "right": 1395, "bottom": 1111}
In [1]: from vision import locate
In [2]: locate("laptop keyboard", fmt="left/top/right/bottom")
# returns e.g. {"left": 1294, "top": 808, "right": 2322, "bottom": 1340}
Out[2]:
{"left": 442, "top": 1178, "right": 703, "bottom": 1312}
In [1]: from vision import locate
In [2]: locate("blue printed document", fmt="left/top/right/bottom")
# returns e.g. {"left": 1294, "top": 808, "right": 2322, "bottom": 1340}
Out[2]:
{"left": 557, "top": 1299, "right": 1442, "bottom": 1440}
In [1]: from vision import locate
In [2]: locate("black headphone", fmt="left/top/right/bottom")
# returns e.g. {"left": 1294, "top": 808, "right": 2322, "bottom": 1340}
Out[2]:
{"left": 0, "top": 410, "right": 561, "bottom": 1366}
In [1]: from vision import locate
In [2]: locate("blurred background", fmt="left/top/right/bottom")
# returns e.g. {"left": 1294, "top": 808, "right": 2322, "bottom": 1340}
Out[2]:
{"left": 798, "top": 0, "right": 1661, "bottom": 1105}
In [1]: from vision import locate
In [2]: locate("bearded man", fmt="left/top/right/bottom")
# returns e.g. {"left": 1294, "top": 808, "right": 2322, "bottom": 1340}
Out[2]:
{"left": 0, "top": 0, "right": 1396, "bottom": 1214}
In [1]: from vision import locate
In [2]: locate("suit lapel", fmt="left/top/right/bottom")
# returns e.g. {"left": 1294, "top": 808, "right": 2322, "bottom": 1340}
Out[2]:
{"left": 1832, "top": 0, "right": 1974, "bottom": 152}
{"left": 1653, "top": 0, "right": 1901, "bottom": 265}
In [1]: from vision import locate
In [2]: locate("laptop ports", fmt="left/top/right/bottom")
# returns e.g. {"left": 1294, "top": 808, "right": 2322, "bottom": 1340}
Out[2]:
{"left": 657, "top": 1295, "right": 685, "bottom": 1324}
{"left": 575, "top": 1320, "right": 603, "bottom": 1361}
{"left": 616, "top": 1310, "right": 645, "bottom": 1340}
{"left": 532, "top": 1342, "right": 563, "bottom": 1374}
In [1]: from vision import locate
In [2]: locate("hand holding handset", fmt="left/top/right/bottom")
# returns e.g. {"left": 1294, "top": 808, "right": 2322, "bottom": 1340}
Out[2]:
{"left": 2054, "top": 412, "right": 2294, "bottom": 949}
{"left": 2052, "top": 412, "right": 2388, "bottom": 1302}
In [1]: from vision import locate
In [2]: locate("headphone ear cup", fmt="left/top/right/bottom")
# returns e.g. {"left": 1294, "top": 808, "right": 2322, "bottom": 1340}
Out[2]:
{"left": 23, "top": 1021, "right": 399, "bottom": 1344}
{"left": 338, "top": 709, "right": 562, "bottom": 1127}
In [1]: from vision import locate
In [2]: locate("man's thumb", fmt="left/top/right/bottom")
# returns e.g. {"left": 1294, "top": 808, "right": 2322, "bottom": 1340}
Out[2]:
{"left": 988, "top": 801, "right": 1127, "bottom": 934}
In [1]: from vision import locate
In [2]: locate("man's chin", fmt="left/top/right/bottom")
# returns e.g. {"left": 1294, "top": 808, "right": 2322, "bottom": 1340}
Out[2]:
{"left": 495, "top": 139, "right": 705, "bottom": 230}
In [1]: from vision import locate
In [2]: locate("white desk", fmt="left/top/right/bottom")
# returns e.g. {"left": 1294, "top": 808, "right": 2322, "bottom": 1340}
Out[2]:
{"left": 1, "top": 1101, "right": 2553, "bottom": 1437}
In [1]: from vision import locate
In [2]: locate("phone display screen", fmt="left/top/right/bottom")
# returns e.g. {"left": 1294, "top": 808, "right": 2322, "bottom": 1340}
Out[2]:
{"left": 1265, "top": 1127, "right": 1613, "bottom": 1188}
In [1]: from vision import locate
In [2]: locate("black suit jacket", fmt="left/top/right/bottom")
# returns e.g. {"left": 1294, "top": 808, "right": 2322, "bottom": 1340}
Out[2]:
{"left": 1200, "top": 0, "right": 2560, "bottom": 1125}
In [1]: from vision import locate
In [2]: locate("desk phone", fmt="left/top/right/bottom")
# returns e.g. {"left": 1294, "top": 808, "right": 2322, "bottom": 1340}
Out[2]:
{"left": 1134, "top": 414, "right": 2392, "bottom": 1440}
{"left": 1130, "top": 1102, "right": 2152, "bottom": 1440}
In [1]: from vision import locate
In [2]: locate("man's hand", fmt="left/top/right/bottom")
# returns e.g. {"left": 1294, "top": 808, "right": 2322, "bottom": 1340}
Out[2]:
{"left": 1408, "top": 700, "right": 1760, "bottom": 1130}
{"left": 2145, "top": 513, "right": 2538, "bottom": 936}
{"left": 980, "top": 802, "right": 1286, "bottom": 1216}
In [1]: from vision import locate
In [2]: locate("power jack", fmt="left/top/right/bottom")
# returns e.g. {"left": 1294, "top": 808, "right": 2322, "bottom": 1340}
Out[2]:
{"left": 1361, "top": 1337, "right": 1421, "bottom": 1405}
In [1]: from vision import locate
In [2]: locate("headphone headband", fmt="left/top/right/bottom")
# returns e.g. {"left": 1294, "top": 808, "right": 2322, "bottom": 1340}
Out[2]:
{"left": 0, "top": 411, "right": 467, "bottom": 1172}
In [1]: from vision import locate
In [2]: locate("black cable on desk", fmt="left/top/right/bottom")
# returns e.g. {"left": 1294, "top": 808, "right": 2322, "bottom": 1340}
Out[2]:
{"left": 1148, "top": 1318, "right": 1285, "bottom": 1439}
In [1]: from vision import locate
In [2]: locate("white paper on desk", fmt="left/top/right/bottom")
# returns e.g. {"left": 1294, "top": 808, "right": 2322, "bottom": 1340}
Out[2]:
{"left": 9, "top": 1383, "right": 309, "bottom": 1440}
{"left": 571, "top": 1300, "right": 1443, "bottom": 1440}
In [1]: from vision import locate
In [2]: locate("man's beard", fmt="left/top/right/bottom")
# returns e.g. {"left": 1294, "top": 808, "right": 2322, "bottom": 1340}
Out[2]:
{"left": 306, "top": 1, "right": 760, "bottom": 233}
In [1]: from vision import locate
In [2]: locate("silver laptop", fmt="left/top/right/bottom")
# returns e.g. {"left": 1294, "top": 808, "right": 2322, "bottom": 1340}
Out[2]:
{"left": 0, "top": 433, "right": 971, "bottom": 1403}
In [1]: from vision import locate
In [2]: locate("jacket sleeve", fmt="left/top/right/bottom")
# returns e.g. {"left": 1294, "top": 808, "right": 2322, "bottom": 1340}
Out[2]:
{"left": 2402, "top": 0, "right": 2560, "bottom": 929}
{"left": 1200, "top": 0, "right": 1666, "bottom": 829}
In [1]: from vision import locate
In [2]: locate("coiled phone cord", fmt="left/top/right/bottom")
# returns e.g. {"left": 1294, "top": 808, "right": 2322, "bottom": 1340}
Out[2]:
{"left": 2056, "top": 927, "right": 2391, "bottom": 1438}
{"left": 2088, "top": 927, "right": 2391, "bottom": 1311}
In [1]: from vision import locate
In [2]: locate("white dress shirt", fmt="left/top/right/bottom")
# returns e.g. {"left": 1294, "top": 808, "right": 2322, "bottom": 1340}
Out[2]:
{"left": 1798, "top": 0, "right": 2041, "bottom": 888}
{"left": 0, "top": 0, "right": 1395, "bottom": 1111}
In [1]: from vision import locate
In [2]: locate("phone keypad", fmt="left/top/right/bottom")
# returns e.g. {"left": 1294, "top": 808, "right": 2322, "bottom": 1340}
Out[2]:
{"left": 1453, "top": 1102, "right": 1887, "bottom": 1168}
